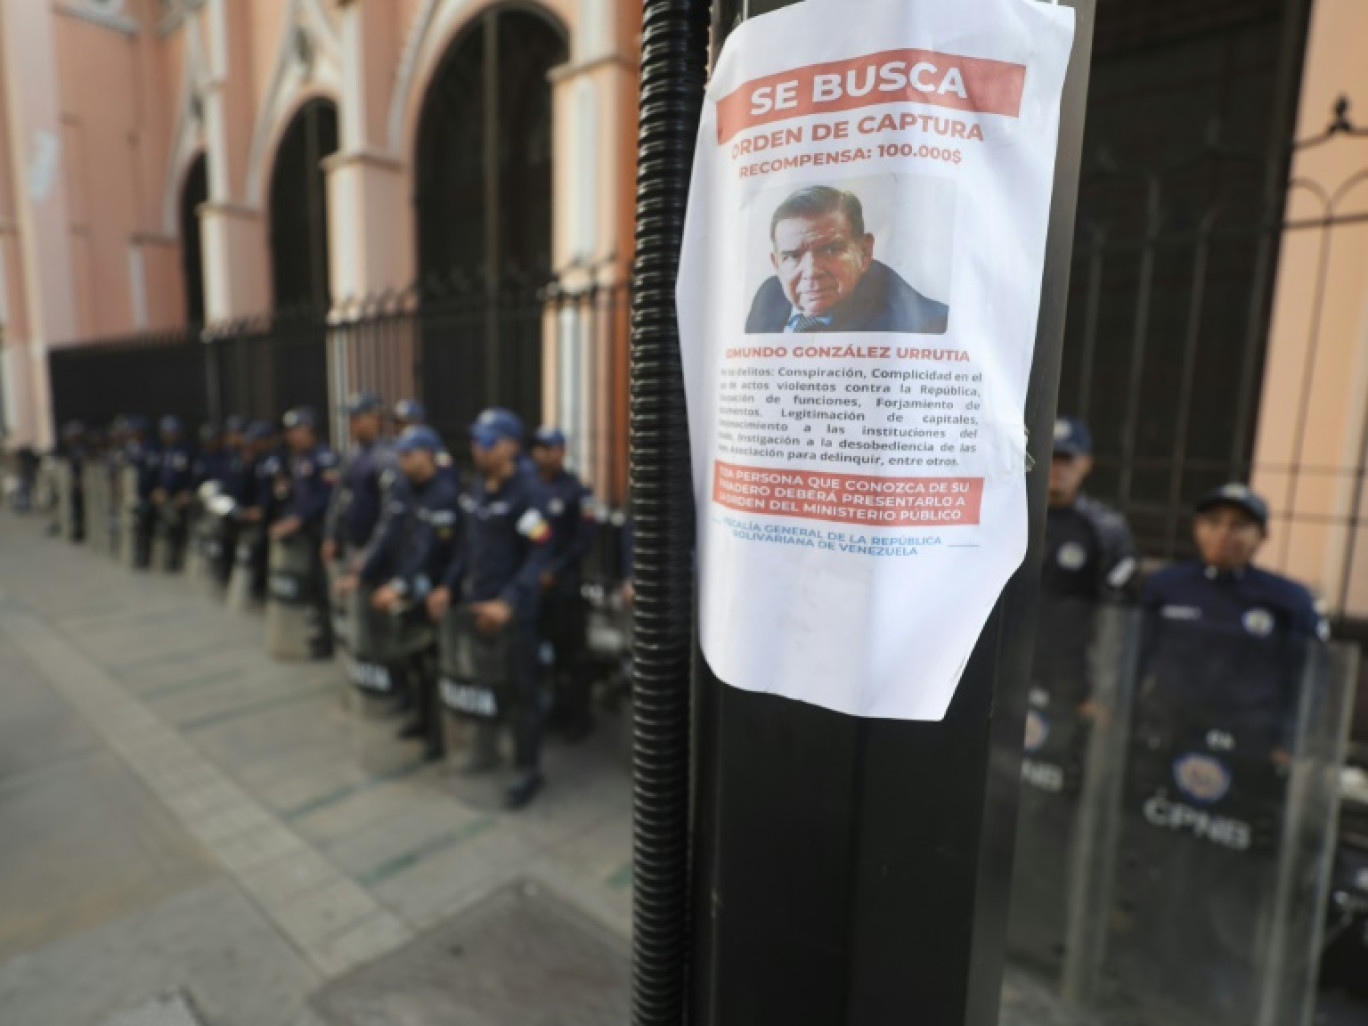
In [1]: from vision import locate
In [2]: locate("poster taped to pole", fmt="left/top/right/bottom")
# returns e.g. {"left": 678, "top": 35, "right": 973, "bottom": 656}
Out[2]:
{"left": 677, "top": 0, "right": 1076, "bottom": 720}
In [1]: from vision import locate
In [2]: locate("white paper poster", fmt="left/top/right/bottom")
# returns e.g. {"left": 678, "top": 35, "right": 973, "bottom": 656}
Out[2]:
{"left": 677, "top": 0, "right": 1075, "bottom": 720}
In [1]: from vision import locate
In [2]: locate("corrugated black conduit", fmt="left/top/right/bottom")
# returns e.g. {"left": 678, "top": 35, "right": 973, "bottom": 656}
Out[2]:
{"left": 629, "top": 0, "right": 711, "bottom": 1020}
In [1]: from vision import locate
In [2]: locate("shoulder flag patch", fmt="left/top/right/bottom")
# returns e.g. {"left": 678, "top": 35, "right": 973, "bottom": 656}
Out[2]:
{"left": 517, "top": 507, "right": 552, "bottom": 544}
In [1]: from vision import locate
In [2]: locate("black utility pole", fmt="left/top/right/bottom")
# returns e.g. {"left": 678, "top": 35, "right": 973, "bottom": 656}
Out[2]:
{"left": 629, "top": 2, "right": 1096, "bottom": 1024}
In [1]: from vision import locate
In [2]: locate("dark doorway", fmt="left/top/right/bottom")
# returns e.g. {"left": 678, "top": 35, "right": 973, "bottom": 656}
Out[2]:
{"left": 179, "top": 153, "right": 208, "bottom": 325}
{"left": 268, "top": 98, "right": 339, "bottom": 313}
{"left": 413, "top": 8, "right": 567, "bottom": 443}
{"left": 263, "top": 98, "right": 338, "bottom": 438}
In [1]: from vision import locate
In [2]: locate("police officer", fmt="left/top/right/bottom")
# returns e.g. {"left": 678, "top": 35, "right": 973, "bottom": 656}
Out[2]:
{"left": 270, "top": 408, "right": 339, "bottom": 658}
{"left": 348, "top": 425, "right": 463, "bottom": 748}
{"left": 428, "top": 408, "right": 553, "bottom": 809}
{"left": 193, "top": 423, "right": 228, "bottom": 489}
{"left": 127, "top": 416, "right": 161, "bottom": 569}
{"left": 529, "top": 426, "right": 598, "bottom": 740}
{"left": 152, "top": 415, "right": 194, "bottom": 570}
{"left": 59, "top": 420, "right": 87, "bottom": 543}
{"left": 1140, "top": 482, "right": 1327, "bottom": 764}
{"left": 1039, "top": 416, "right": 1137, "bottom": 712}
{"left": 323, "top": 392, "right": 391, "bottom": 570}
{"left": 239, "top": 420, "right": 283, "bottom": 601}
{"left": 393, "top": 397, "right": 458, "bottom": 481}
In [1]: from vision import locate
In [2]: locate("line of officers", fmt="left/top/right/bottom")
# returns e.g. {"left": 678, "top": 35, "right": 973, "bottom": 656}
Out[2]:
{"left": 1039, "top": 414, "right": 1327, "bottom": 744}
{"left": 84, "top": 394, "right": 610, "bottom": 811}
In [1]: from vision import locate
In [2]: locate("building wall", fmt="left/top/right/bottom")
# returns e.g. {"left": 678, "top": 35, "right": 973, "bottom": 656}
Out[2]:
{"left": 0, "top": 0, "right": 641, "bottom": 456}
{"left": 1253, "top": 0, "right": 1368, "bottom": 618}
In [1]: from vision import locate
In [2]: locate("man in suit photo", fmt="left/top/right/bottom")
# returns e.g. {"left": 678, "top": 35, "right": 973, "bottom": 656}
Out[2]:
{"left": 745, "top": 184, "right": 949, "bottom": 335}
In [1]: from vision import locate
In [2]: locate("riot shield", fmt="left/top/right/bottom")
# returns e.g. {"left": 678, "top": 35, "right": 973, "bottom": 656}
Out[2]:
{"left": 265, "top": 533, "right": 318, "bottom": 660}
{"left": 225, "top": 523, "right": 264, "bottom": 612}
{"left": 436, "top": 607, "right": 520, "bottom": 761}
{"left": 81, "top": 463, "right": 110, "bottom": 557}
{"left": 343, "top": 586, "right": 436, "bottom": 718}
{"left": 157, "top": 502, "right": 189, "bottom": 573}
{"left": 1006, "top": 599, "right": 1140, "bottom": 995}
{"left": 1096, "top": 616, "right": 1356, "bottom": 1026}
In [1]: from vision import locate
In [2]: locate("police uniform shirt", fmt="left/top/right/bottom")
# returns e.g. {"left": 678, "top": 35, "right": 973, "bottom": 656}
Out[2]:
{"left": 1041, "top": 494, "right": 1136, "bottom": 602}
{"left": 451, "top": 467, "right": 554, "bottom": 619}
{"left": 1139, "top": 561, "right": 1328, "bottom": 746}
{"left": 157, "top": 443, "right": 194, "bottom": 496}
{"left": 193, "top": 448, "right": 228, "bottom": 489}
{"left": 1034, "top": 494, "right": 1136, "bottom": 705}
{"left": 359, "top": 470, "right": 463, "bottom": 598}
{"left": 134, "top": 443, "right": 162, "bottom": 500}
{"left": 541, "top": 469, "right": 596, "bottom": 596}
{"left": 221, "top": 449, "right": 251, "bottom": 505}
{"left": 326, "top": 440, "right": 394, "bottom": 550}
{"left": 286, "top": 444, "right": 339, "bottom": 528}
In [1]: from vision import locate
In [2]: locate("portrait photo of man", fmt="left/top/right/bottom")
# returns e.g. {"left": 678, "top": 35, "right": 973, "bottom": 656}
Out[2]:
{"left": 745, "top": 184, "right": 950, "bottom": 335}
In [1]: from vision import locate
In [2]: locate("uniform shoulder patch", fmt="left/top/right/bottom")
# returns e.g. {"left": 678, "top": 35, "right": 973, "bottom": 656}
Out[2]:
{"left": 516, "top": 507, "right": 552, "bottom": 544}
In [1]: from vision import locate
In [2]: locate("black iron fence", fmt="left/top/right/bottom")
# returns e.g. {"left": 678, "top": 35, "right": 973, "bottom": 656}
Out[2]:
{"left": 47, "top": 275, "right": 632, "bottom": 506}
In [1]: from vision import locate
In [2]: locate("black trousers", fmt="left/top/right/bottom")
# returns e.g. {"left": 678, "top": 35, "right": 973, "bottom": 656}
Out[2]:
{"left": 540, "top": 590, "right": 591, "bottom": 728}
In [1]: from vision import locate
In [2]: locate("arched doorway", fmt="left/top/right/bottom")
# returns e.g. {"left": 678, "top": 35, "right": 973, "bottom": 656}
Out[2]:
{"left": 179, "top": 153, "right": 208, "bottom": 325}
{"left": 268, "top": 98, "right": 338, "bottom": 313}
{"left": 260, "top": 97, "right": 338, "bottom": 428}
{"left": 413, "top": 8, "right": 567, "bottom": 440}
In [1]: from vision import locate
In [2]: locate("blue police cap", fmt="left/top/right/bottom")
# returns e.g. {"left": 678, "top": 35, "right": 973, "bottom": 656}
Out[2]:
{"left": 245, "top": 420, "right": 273, "bottom": 442}
{"left": 531, "top": 425, "right": 567, "bottom": 449}
{"left": 1052, "top": 416, "right": 1092, "bottom": 457}
{"left": 282, "top": 407, "right": 316, "bottom": 430}
{"left": 470, "top": 407, "right": 523, "bottom": 449}
{"left": 126, "top": 415, "right": 150, "bottom": 434}
{"left": 159, "top": 415, "right": 183, "bottom": 435}
{"left": 393, "top": 398, "right": 426, "bottom": 424}
{"left": 395, "top": 425, "right": 443, "bottom": 455}
{"left": 345, "top": 391, "right": 384, "bottom": 417}
{"left": 224, "top": 414, "right": 246, "bottom": 435}
{"left": 199, "top": 422, "right": 221, "bottom": 444}
{"left": 1195, "top": 483, "right": 1269, "bottom": 530}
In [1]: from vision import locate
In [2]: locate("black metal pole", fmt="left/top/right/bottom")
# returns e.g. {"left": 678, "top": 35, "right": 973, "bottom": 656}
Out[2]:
{"left": 683, "top": 3, "right": 1095, "bottom": 1025}
{"left": 628, "top": 0, "right": 710, "bottom": 1023}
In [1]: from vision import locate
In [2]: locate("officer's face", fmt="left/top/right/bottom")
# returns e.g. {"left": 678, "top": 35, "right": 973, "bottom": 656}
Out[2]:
{"left": 471, "top": 436, "right": 515, "bottom": 473}
{"left": 1193, "top": 504, "right": 1264, "bottom": 571}
{"left": 399, "top": 448, "right": 435, "bottom": 481}
{"left": 1048, "top": 451, "right": 1091, "bottom": 506}
{"left": 286, "top": 425, "right": 313, "bottom": 452}
{"left": 531, "top": 444, "right": 563, "bottom": 475}
{"left": 351, "top": 412, "right": 381, "bottom": 443}
{"left": 771, "top": 211, "right": 875, "bottom": 317}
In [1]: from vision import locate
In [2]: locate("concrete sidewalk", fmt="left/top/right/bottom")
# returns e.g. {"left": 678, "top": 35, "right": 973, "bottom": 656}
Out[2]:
{"left": 0, "top": 513, "right": 632, "bottom": 1026}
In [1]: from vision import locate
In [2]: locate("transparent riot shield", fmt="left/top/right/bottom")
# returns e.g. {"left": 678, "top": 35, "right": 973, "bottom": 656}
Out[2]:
{"left": 120, "top": 465, "right": 149, "bottom": 569}
{"left": 1006, "top": 599, "right": 1140, "bottom": 994}
{"left": 344, "top": 586, "right": 436, "bottom": 718}
{"left": 81, "top": 463, "right": 109, "bottom": 557}
{"left": 52, "top": 458, "right": 73, "bottom": 540}
{"left": 225, "top": 522, "right": 264, "bottom": 611}
{"left": 437, "top": 607, "right": 518, "bottom": 761}
{"left": 1095, "top": 616, "right": 1356, "bottom": 1026}
{"left": 265, "top": 533, "right": 318, "bottom": 660}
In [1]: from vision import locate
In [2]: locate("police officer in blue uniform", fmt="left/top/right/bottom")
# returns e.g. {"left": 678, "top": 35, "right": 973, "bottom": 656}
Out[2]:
{"left": 193, "top": 423, "right": 228, "bottom": 489}
{"left": 428, "top": 408, "right": 553, "bottom": 809}
{"left": 349, "top": 425, "right": 464, "bottom": 750}
{"left": 152, "top": 415, "right": 195, "bottom": 570}
{"left": 239, "top": 420, "right": 283, "bottom": 600}
{"left": 392, "top": 398, "right": 426, "bottom": 431}
{"left": 1039, "top": 416, "right": 1137, "bottom": 709}
{"left": 1113, "top": 484, "right": 1329, "bottom": 1015}
{"left": 270, "top": 408, "right": 339, "bottom": 658}
{"left": 529, "top": 426, "right": 598, "bottom": 740}
{"left": 59, "top": 420, "right": 88, "bottom": 543}
{"left": 323, "top": 392, "right": 391, "bottom": 572}
{"left": 1139, "top": 482, "right": 1327, "bottom": 762}
{"left": 125, "top": 416, "right": 159, "bottom": 569}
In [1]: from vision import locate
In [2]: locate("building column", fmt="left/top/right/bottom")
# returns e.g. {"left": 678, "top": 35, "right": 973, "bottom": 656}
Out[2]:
{"left": 546, "top": 0, "right": 640, "bottom": 502}
{"left": 197, "top": 0, "right": 269, "bottom": 322}
{"left": 1251, "top": 0, "right": 1368, "bottom": 619}
{"left": 0, "top": 1, "right": 79, "bottom": 449}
